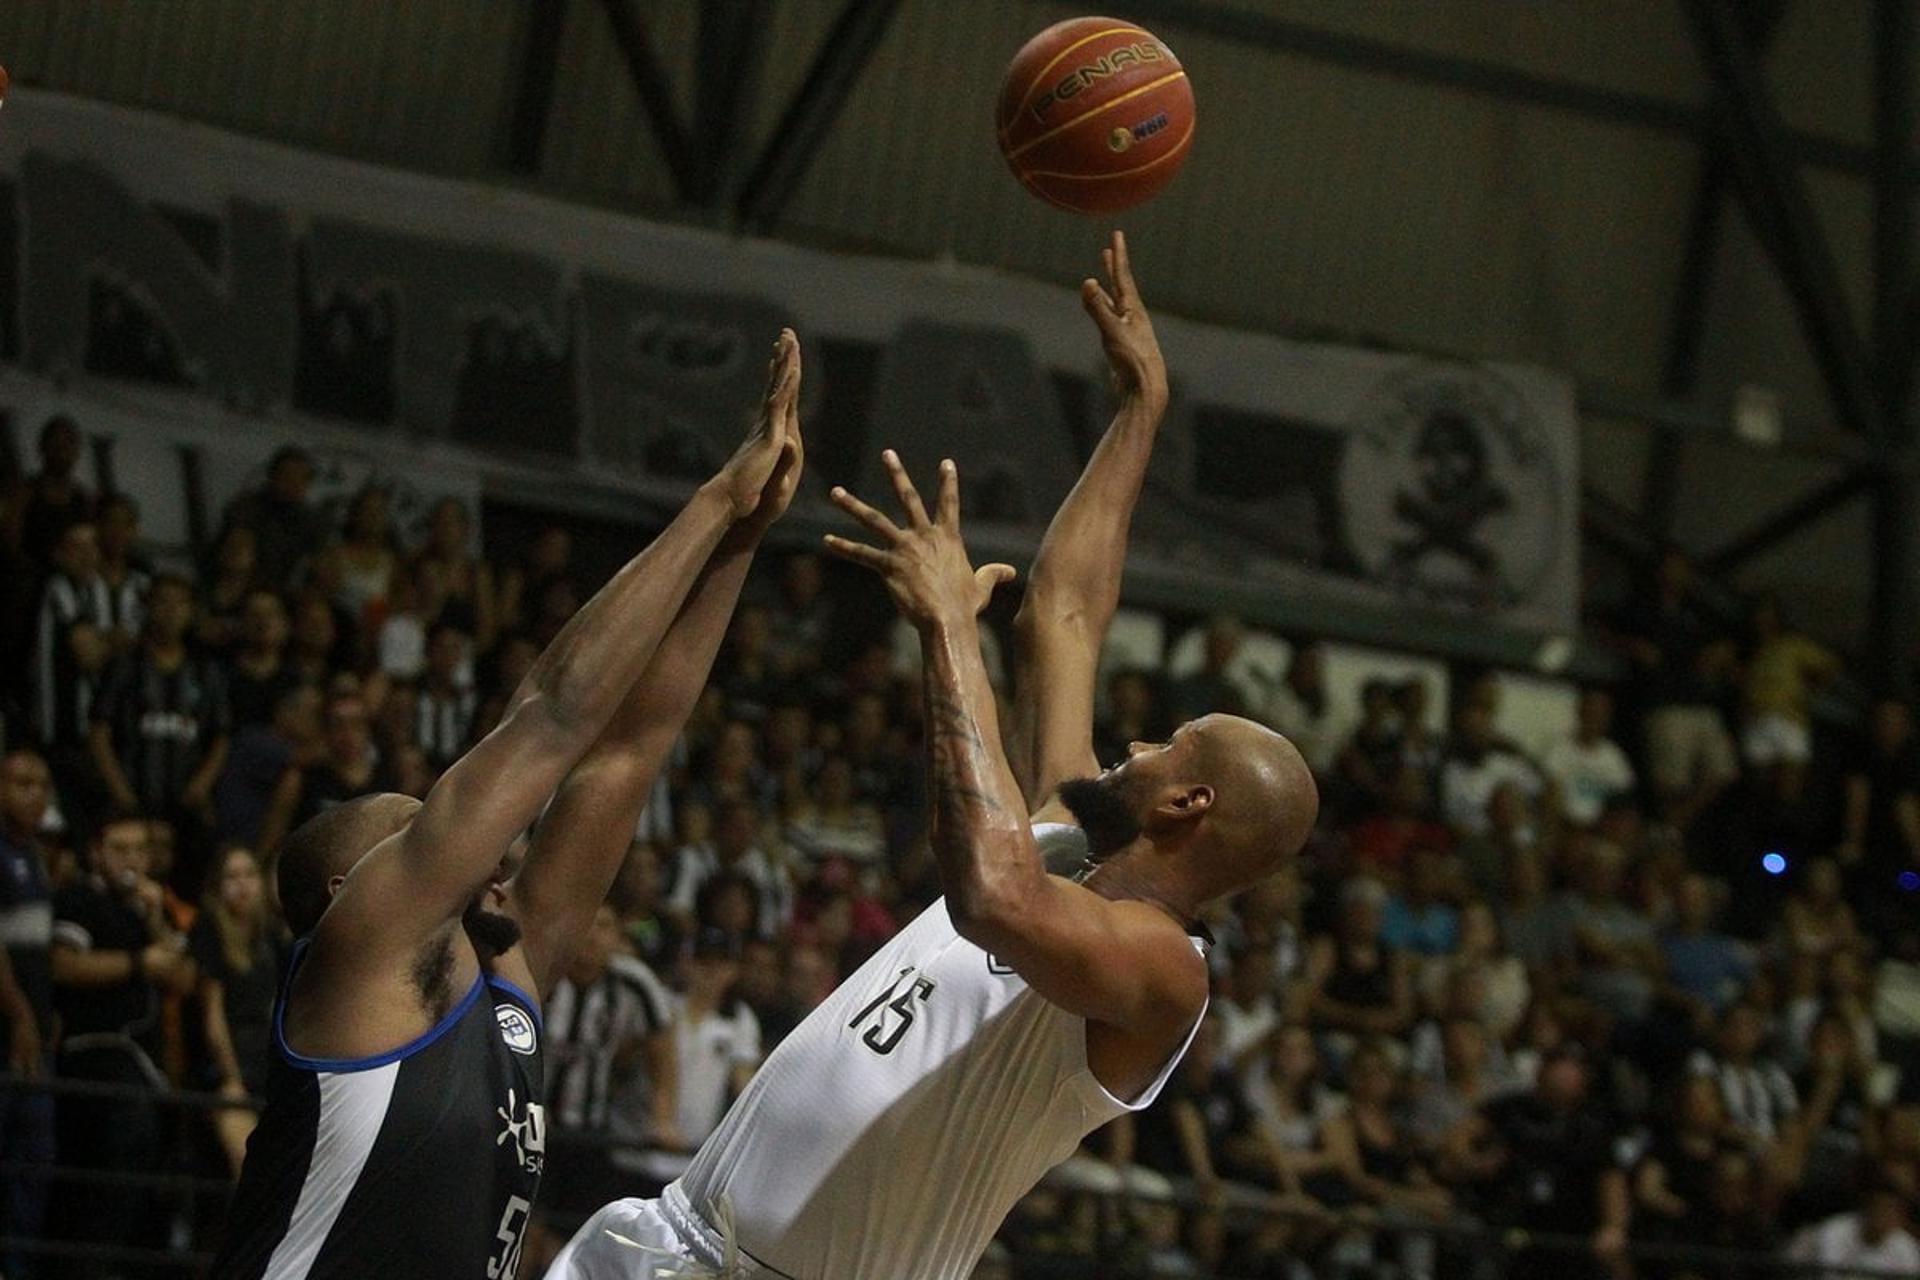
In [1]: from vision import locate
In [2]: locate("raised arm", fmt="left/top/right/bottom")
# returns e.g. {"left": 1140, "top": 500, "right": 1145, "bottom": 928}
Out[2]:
{"left": 1009, "top": 231, "right": 1169, "bottom": 804}
{"left": 825, "top": 456, "right": 1203, "bottom": 1036}
{"left": 509, "top": 342, "right": 805, "bottom": 994}
{"left": 314, "top": 333, "right": 800, "bottom": 974}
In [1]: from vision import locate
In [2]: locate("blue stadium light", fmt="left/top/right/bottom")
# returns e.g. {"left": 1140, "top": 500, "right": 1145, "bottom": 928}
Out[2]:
{"left": 1761, "top": 852, "right": 1788, "bottom": 876}
{"left": 1899, "top": 871, "right": 1920, "bottom": 893}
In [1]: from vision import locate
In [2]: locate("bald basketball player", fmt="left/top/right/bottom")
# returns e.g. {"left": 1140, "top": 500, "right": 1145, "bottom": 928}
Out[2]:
{"left": 211, "top": 333, "right": 807, "bottom": 1280}
{"left": 550, "top": 234, "right": 1316, "bottom": 1280}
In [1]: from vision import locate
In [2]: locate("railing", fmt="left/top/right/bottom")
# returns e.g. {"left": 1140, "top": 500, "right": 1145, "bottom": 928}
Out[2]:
{"left": 0, "top": 1070, "right": 1911, "bottom": 1280}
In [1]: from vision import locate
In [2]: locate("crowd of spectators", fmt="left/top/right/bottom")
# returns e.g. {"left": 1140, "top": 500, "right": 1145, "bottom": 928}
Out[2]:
{"left": 1, "top": 415, "right": 1918, "bottom": 1280}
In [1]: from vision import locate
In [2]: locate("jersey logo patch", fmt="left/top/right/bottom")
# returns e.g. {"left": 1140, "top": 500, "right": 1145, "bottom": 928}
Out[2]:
{"left": 495, "top": 1088, "right": 546, "bottom": 1175}
{"left": 986, "top": 955, "right": 1016, "bottom": 976}
{"left": 495, "top": 1003, "right": 538, "bottom": 1055}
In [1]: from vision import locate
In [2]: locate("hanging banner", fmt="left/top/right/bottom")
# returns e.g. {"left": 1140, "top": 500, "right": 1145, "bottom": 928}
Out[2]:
{"left": 0, "top": 90, "right": 1577, "bottom": 633}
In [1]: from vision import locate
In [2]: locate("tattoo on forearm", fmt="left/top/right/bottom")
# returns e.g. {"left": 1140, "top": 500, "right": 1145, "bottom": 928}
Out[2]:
{"left": 923, "top": 675, "right": 1006, "bottom": 852}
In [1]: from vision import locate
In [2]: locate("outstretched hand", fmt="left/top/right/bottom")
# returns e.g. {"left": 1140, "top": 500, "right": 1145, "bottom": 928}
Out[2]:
{"left": 717, "top": 329, "right": 801, "bottom": 521}
{"left": 823, "top": 451, "right": 1015, "bottom": 629}
{"left": 739, "top": 332, "right": 805, "bottom": 535}
{"left": 1080, "top": 230, "right": 1166, "bottom": 408}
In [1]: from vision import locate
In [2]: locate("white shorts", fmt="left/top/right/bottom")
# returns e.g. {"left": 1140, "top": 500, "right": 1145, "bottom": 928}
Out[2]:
{"left": 1743, "top": 713, "right": 1812, "bottom": 766}
{"left": 547, "top": 1183, "right": 783, "bottom": 1280}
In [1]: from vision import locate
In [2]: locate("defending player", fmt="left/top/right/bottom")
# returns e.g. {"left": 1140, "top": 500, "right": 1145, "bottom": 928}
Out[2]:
{"left": 211, "top": 332, "right": 806, "bottom": 1280}
{"left": 549, "top": 234, "right": 1317, "bottom": 1280}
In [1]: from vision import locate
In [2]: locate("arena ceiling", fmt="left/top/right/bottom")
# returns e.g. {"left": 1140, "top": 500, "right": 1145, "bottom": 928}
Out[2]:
{"left": 2, "top": 0, "right": 1917, "bottom": 667}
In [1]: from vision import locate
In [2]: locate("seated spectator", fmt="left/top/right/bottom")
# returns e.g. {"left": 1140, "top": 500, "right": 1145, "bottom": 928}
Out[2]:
{"left": 538, "top": 904, "right": 679, "bottom": 1252}
{"left": 1336, "top": 679, "right": 1403, "bottom": 815}
{"left": 1244, "top": 1025, "right": 1347, "bottom": 1192}
{"left": 1409, "top": 964, "right": 1520, "bottom": 1094}
{"left": 219, "top": 446, "right": 326, "bottom": 590}
{"left": 96, "top": 493, "right": 150, "bottom": 647}
{"left": 689, "top": 720, "right": 776, "bottom": 813}
{"left": 1661, "top": 873, "right": 1754, "bottom": 1020}
{"left": 49, "top": 814, "right": 196, "bottom": 1259}
{"left": 495, "top": 524, "right": 572, "bottom": 638}
{"left": 1405, "top": 1017, "right": 1506, "bottom": 1163}
{"left": 1225, "top": 869, "right": 1307, "bottom": 1012}
{"left": 1621, "top": 546, "right": 1740, "bottom": 830}
{"left": 89, "top": 576, "right": 231, "bottom": 887}
{"left": 413, "top": 622, "right": 477, "bottom": 770}
{"left": 765, "top": 552, "right": 832, "bottom": 680}
{"left": 286, "top": 588, "right": 343, "bottom": 687}
{"left": 1473, "top": 1049, "right": 1631, "bottom": 1264}
{"left": 1215, "top": 944, "right": 1282, "bottom": 1075}
{"left": 1742, "top": 596, "right": 1840, "bottom": 791}
{"left": 214, "top": 685, "right": 321, "bottom": 850}
{"left": 1454, "top": 780, "right": 1539, "bottom": 900}
{"left": 1781, "top": 1007, "right": 1884, "bottom": 1215}
{"left": 784, "top": 755, "right": 886, "bottom": 869}
{"left": 1783, "top": 1179, "right": 1920, "bottom": 1275}
{"left": 1496, "top": 848, "right": 1576, "bottom": 989}
{"left": 1317, "top": 1040, "right": 1451, "bottom": 1279}
{"left": 1874, "top": 925, "right": 1920, "bottom": 1104}
{"left": 196, "top": 524, "right": 260, "bottom": 657}
{"left": 1346, "top": 765, "right": 1451, "bottom": 882}
{"left": 1839, "top": 697, "right": 1920, "bottom": 914}
{"left": 1689, "top": 1002, "right": 1799, "bottom": 1146}
{"left": 667, "top": 798, "right": 793, "bottom": 941}
{"left": 1165, "top": 614, "right": 1249, "bottom": 723}
{"left": 1564, "top": 837, "right": 1662, "bottom": 1025}
{"left": 671, "top": 927, "right": 761, "bottom": 1148}
{"left": 19, "top": 415, "right": 96, "bottom": 570}
{"left": 223, "top": 589, "right": 298, "bottom": 731}
{"left": 1396, "top": 677, "right": 1444, "bottom": 788}
{"left": 1634, "top": 1076, "right": 1749, "bottom": 1241}
{"left": 761, "top": 700, "right": 819, "bottom": 785}
{"left": 1543, "top": 688, "right": 1636, "bottom": 829}
{"left": 30, "top": 520, "right": 115, "bottom": 769}
{"left": 1419, "top": 902, "right": 1530, "bottom": 1042}
{"left": 1780, "top": 857, "right": 1861, "bottom": 960}
{"left": 259, "top": 692, "right": 380, "bottom": 850}
{"left": 1304, "top": 879, "right": 1414, "bottom": 1049}
{"left": 334, "top": 484, "right": 399, "bottom": 630}
{"left": 189, "top": 846, "right": 286, "bottom": 1176}
{"left": 0, "top": 748, "right": 57, "bottom": 1264}
{"left": 375, "top": 562, "right": 431, "bottom": 682}
{"left": 1380, "top": 847, "right": 1460, "bottom": 958}
{"left": 609, "top": 840, "right": 678, "bottom": 969}
{"left": 1439, "top": 702, "right": 1541, "bottom": 837}
{"left": 1092, "top": 668, "right": 1167, "bottom": 771}
{"left": 412, "top": 496, "right": 497, "bottom": 651}
{"left": 1259, "top": 640, "right": 1333, "bottom": 775}
{"left": 714, "top": 604, "right": 786, "bottom": 723}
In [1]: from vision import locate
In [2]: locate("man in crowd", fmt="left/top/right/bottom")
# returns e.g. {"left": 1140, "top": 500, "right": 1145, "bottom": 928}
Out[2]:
{"left": 1544, "top": 688, "right": 1637, "bottom": 830}
{"left": 0, "top": 748, "right": 57, "bottom": 1278}
{"left": 49, "top": 813, "right": 196, "bottom": 1274}
{"left": 218, "top": 446, "right": 330, "bottom": 588}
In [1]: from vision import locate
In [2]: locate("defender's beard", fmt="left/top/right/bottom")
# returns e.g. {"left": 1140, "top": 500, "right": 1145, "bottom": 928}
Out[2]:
{"left": 1056, "top": 774, "right": 1144, "bottom": 859}
{"left": 462, "top": 897, "right": 523, "bottom": 958}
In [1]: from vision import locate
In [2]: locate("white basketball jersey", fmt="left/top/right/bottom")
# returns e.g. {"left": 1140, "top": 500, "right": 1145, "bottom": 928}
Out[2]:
{"left": 676, "top": 824, "right": 1208, "bottom": 1280}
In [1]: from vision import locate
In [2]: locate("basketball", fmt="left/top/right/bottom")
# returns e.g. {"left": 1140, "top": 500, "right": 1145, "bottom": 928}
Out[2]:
{"left": 995, "top": 17, "right": 1195, "bottom": 215}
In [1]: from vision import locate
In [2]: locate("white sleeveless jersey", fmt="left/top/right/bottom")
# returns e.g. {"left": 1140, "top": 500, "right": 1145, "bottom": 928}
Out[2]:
{"left": 677, "top": 823, "right": 1208, "bottom": 1280}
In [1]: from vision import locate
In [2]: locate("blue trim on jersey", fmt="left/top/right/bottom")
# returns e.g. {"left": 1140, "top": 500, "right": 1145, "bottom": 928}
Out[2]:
{"left": 273, "top": 939, "right": 488, "bottom": 1073}
{"left": 485, "top": 974, "right": 542, "bottom": 1031}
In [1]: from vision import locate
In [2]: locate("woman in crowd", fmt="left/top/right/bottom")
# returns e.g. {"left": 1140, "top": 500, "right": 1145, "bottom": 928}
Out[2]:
{"left": 334, "top": 484, "right": 399, "bottom": 633}
{"left": 196, "top": 524, "right": 260, "bottom": 655}
{"left": 191, "top": 846, "right": 287, "bottom": 1176}
{"left": 413, "top": 496, "right": 496, "bottom": 652}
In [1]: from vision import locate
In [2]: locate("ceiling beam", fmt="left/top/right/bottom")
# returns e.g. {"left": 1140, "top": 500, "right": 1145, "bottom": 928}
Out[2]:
{"left": 1869, "top": 0, "right": 1917, "bottom": 697}
{"left": 1700, "top": 465, "right": 1874, "bottom": 575}
{"left": 598, "top": 0, "right": 699, "bottom": 202}
{"left": 1680, "top": 0, "right": 1884, "bottom": 440}
{"left": 502, "top": 0, "right": 571, "bottom": 176}
{"left": 736, "top": 0, "right": 905, "bottom": 234}
{"left": 691, "top": 0, "right": 774, "bottom": 211}
{"left": 1118, "top": 1, "right": 1917, "bottom": 186}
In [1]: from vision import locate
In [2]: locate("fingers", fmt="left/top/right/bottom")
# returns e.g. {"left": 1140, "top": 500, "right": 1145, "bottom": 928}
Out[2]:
{"left": 821, "top": 533, "right": 890, "bottom": 572}
{"left": 1109, "top": 230, "right": 1138, "bottom": 308}
{"left": 1081, "top": 277, "right": 1116, "bottom": 318}
{"left": 975, "top": 562, "right": 1016, "bottom": 603}
{"left": 881, "top": 449, "right": 932, "bottom": 528}
{"left": 829, "top": 484, "right": 901, "bottom": 541}
{"left": 936, "top": 458, "right": 960, "bottom": 530}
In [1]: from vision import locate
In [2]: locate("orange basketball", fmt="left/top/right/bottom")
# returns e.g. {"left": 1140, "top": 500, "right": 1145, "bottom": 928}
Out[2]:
{"left": 995, "top": 16, "right": 1196, "bottom": 215}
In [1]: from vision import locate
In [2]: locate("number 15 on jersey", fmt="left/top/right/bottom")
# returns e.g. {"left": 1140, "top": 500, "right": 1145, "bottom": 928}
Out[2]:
{"left": 848, "top": 966, "right": 937, "bottom": 1056}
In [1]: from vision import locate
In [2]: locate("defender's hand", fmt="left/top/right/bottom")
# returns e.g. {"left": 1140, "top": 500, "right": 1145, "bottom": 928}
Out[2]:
{"left": 823, "top": 451, "right": 1015, "bottom": 628}
{"left": 1081, "top": 231, "right": 1166, "bottom": 409}
{"left": 738, "top": 334, "right": 806, "bottom": 536}
{"left": 715, "top": 330, "right": 799, "bottom": 520}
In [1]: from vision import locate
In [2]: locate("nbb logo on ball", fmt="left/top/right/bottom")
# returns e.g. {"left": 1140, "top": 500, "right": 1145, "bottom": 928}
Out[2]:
{"left": 1027, "top": 41, "right": 1169, "bottom": 120}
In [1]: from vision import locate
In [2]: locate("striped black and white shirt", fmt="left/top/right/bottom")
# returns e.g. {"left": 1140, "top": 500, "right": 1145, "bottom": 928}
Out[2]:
{"left": 544, "top": 953, "right": 673, "bottom": 1135}
{"left": 414, "top": 686, "right": 478, "bottom": 770}
{"left": 31, "top": 571, "right": 114, "bottom": 745}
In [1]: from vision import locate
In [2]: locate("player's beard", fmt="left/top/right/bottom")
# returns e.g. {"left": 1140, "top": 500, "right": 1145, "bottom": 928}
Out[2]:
{"left": 462, "top": 897, "right": 523, "bottom": 958}
{"left": 1056, "top": 774, "right": 1144, "bottom": 860}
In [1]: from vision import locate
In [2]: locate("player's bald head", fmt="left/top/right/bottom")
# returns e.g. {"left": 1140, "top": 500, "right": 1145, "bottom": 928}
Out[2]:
{"left": 1183, "top": 715, "right": 1318, "bottom": 889}
{"left": 1062, "top": 714, "right": 1317, "bottom": 904}
{"left": 277, "top": 792, "right": 421, "bottom": 935}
